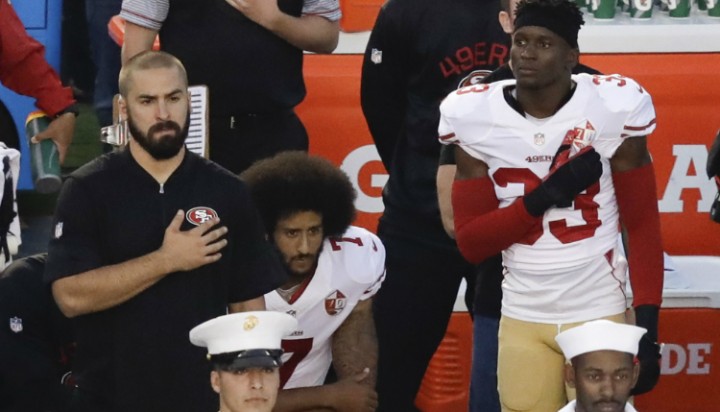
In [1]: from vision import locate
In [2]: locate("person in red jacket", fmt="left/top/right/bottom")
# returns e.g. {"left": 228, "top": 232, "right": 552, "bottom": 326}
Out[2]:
{"left": 0, "top": 0, "right": 78, "bottom": 164}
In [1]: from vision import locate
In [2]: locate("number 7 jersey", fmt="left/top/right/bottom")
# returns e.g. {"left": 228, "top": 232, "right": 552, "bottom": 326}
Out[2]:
{"left": 438, "top": 74, "right": 656, "bottom": 322}
{"left": 265, "top": 226, "right": 386, "bottom": 389}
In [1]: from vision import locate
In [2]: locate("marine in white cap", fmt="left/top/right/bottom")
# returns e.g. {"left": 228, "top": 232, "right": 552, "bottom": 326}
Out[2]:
{"left": 555, "top": 320, "right": 648, "bottom": 412}
{"left": 190, "top": 311, "right": 298, "bottom": 412}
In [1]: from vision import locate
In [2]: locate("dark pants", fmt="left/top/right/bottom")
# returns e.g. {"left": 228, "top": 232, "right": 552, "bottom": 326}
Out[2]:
{"left": 68, "top": 387, "right": 109, "bottom": 412}
{"left": 470, "top": 315, "right": 500, "bottom": 412}
{"left": 84, "top": 0, "right": 122, "bottom": 128}
{"left": 209, "top": 110, "right": 308, "bottom": 175}
{"left": 373, "top": 223, "right": 476, "bottom": 412}
{"left": 470, "top": 253, "right": 503, "bottom": 412}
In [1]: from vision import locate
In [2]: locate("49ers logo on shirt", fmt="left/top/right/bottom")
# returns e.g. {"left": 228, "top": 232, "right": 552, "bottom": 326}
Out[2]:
{"left": 185, "top": 207, "right": 218, "bottom": 226}
{"left": 324, "top": 290, "right": 347, "bottom": 315}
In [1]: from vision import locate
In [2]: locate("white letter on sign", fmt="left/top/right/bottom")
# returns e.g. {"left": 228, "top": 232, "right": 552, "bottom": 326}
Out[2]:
{"left": 341, "top": 145, "right": 388, "bottom": 214}
{"left": 661, "top": 343, "right": 686, "bottom": 375}
{"left": 687, "top": 343, "right": 712, "bottom": 375}
{"left": 658, "top": 145, "right": 716, "bottom": 213}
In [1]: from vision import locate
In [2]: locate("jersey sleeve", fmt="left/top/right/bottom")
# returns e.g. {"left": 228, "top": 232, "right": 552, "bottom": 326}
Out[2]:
{"left": 588, "top": 74, "right": 657, "bottom": 159}
{"left": 358, "top": 230, "right": 385, "bottom": 300}
{"left": 438, "top": 93, "right": 463, "bottom": 145}
{"left": 439, "top": 84, "right": 504, "bottom": 165}
{"left": 332, "top": 227, "right": 386, "bottom": 300}
{"left": 621, "top": 83, "right": 656, "bottom": 138}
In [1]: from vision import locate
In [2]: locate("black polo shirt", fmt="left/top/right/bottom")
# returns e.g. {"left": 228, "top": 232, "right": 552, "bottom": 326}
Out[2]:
{"left": 161, "top": 0, "right": 305, "bottom": 116}
{"left": 45, "top": 148, "right": 286, "bottom": 411}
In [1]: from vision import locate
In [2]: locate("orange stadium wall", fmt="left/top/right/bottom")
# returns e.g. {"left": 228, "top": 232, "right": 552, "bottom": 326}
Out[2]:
{"left": 298, "top": 52, "right": 720, "bottom": 412}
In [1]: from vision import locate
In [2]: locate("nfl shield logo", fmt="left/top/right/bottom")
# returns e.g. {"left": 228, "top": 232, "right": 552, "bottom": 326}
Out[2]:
{"left": 9, "top": 317, "right": 22, "bottom": 333}
{"left": 324, "top": 290, "right": 347, "bottom": 315}
{"left": 371, "top": 48, "right": 382, "bottom": 65}
{"left": 534, "top": 133, "right": 545, "bottom": 146}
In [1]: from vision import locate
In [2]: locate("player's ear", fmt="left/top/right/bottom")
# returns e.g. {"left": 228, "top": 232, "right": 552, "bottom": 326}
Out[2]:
{"left": 210, "top": 370, "right": 221, "bottom": 394}
{"left": 564, "top": 363, "right": 577, "bottom": 388}
{"left": 632, "top": 362, "right": 641, "bottom": 387}
{"left": 566, "top": 48, "right": 580, "bottom": 72}
{"left": 118, "top": 95, "right": 128, "bottom": 121}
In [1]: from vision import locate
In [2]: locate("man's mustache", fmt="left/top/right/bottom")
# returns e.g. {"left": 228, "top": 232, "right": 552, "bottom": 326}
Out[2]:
{"left": 149, "top": 120, "right": 181, "bottom": 135}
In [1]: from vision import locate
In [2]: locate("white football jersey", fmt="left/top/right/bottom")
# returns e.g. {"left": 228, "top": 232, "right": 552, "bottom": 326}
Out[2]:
{"left": 266, "top": 226, "right": 386, "bottom": 389}
{"left": 439, "top": 73, "right": 656, "bottom": 322}
{"left": 558, "top": 400, "right": 638, "bottom": 412}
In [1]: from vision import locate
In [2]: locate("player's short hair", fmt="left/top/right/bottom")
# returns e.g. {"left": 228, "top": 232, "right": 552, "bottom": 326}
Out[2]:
{"left": 119, "top": 50, "right": 188, "bottom": 98}
{"left": 514, "top": 0, "right": 584, "bottom": 48}
{"left": 240, "top": 151, "right": 356, "bottom": 237}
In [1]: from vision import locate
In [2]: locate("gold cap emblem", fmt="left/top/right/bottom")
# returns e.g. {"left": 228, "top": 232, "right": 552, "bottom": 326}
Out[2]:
{"left": 243, "top": 315, "right": 259, "bottom": 331}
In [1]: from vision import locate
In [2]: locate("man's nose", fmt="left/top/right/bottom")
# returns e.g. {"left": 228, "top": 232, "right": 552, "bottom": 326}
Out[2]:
{"left": 599, "top": 377, "right": 614, "bottom": 398}
{"left": 249, "top": 370, "right": 264, "bottom": 389}
{"left": 297, "top": 234, "right": 310, "bottom": 254}
{"left": 520, "top": 44, "right": 537, "bottom": 59}
{"left": 156, "top": 100, "right": 170, "bottom": 120}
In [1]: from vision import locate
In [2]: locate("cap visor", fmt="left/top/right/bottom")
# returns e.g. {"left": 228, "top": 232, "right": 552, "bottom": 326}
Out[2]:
{"left": 222, "top": 356, "right": 279, "bottom": 371}
{"left": 212, "top": 349, "right": 282, "bottom": 371}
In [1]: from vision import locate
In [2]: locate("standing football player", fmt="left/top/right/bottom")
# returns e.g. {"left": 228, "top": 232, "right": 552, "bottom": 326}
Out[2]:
{"left": 439, "top": 0, "right": 663, "bottom": 410}
{"left": 434, "top": 0, "right": 602, "bottom": 408}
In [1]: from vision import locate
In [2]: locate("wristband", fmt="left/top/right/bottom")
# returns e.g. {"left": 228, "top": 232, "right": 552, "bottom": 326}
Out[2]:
{"left": 55, "top": 103, "right": 80, "bottom": 118}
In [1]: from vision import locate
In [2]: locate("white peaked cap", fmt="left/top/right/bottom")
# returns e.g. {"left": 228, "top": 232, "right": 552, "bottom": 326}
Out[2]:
{"left": 555, "top": 320, "right": 647, "bottom": 360}
{"left": 190, "top": 311, "right": 297, "bottom": 355}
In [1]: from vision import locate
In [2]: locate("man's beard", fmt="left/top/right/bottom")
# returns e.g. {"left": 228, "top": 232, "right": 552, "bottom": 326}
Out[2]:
{"left": 127, "top": 112, "right": 190, "bottom": 160}
{"left": 273, "top": 243, "right": 323, "bottom": 280}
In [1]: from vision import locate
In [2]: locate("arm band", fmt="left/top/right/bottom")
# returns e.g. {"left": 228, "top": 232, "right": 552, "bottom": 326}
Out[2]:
{"left": 453, "top": 177, "right": 540, "bottom": 264}
{"left": 439, "top": 144, "right": 456, "bottom": 166}
{"left": 612, "top": 163, "right": 664, "bottom": 307}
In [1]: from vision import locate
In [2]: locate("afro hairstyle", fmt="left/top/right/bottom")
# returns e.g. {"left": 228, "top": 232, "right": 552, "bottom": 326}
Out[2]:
{"left": 240, "top": 151, "right": 356, "bottom": 237}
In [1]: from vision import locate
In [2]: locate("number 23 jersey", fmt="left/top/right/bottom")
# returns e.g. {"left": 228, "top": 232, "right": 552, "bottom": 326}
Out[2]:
{"left": 439, "top": 74, "right": 656, "bottom": 322}
{"left": 265, "top": 226, "right": 386, "bottom": 389}
{"left": 439, "top": 73, "right": 656, "bottom": 272}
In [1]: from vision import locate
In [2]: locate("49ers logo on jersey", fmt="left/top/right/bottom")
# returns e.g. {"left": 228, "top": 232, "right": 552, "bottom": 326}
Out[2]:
{"left": 324, "top": 290, "right": 347, "bottom": 315}
{"left": 186, "top": 207, "right": 218, "bottom": 226}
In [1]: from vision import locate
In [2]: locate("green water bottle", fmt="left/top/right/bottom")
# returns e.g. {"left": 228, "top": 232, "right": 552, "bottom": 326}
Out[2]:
{"left": 25, "top": 111, "right": 62, "bottom": 194}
